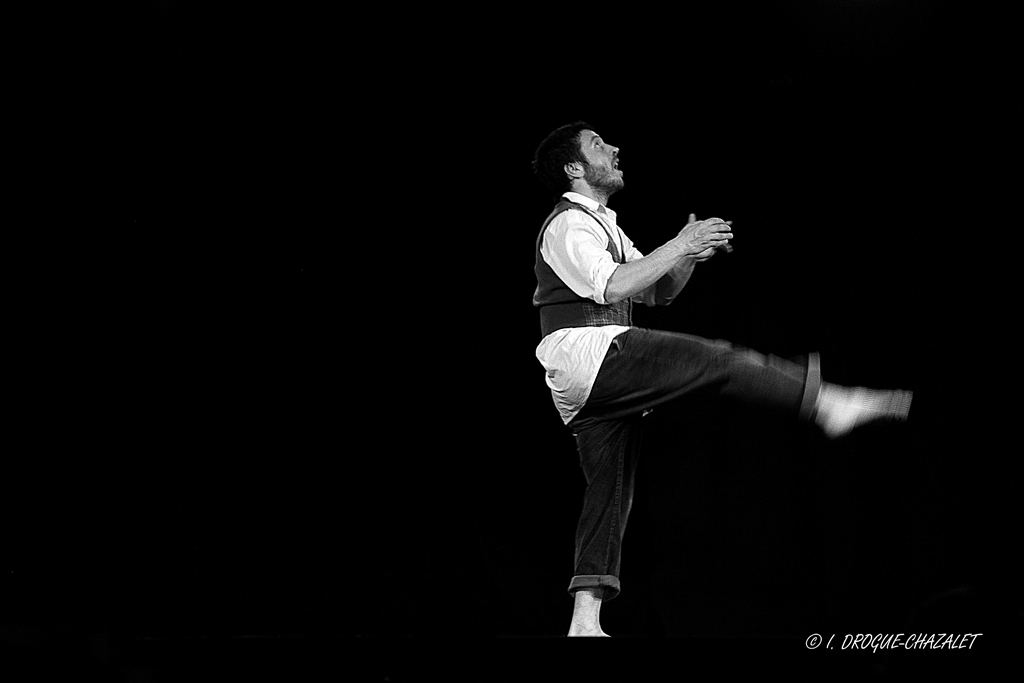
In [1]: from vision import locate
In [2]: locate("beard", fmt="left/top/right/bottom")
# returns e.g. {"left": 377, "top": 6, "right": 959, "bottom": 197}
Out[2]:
{"left": 583, "top": 161, "right": 624, "bottom": 195}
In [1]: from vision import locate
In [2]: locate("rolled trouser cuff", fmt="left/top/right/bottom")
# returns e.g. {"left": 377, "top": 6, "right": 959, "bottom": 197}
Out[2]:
{"left": 568, "top": 574, "right": 621, "bottom": 602}
{"left": 798, "top": 351, "right": 822, "bottom": 421}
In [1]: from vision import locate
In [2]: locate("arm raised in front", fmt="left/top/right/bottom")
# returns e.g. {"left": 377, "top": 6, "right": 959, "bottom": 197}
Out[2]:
{"left": 605, "top": 215, "right": 732, "bottom": 305}
{"left": 651, "top": 215, "right": 734, "bottom": 305}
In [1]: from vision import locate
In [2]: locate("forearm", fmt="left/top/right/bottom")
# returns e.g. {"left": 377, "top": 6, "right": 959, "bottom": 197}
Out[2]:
{"left": 604, "top": 242, "right": 688, "bottom": 305}
{"left": 653, "top": 257, "right": 698, "bottom": 305}
{"left": 603, "top": 214, "right": 731, "bottom": 305}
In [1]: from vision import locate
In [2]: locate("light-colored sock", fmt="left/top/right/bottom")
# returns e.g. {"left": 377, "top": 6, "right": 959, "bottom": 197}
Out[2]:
{"left": 568, "top": 587, "right": 610, "bottom": 637}
{"left": 815, "top": 382, "right": 913, "bottom": 439}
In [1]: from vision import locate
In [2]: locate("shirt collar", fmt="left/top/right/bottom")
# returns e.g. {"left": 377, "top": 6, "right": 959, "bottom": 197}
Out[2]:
{"left": 562, "top": 191, "right": 615, "bottom": 219}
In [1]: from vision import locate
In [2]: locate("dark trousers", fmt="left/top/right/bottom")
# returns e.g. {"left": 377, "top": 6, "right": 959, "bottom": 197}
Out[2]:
{"left": 565, "top": 327, "right": 820, "bottom": 600}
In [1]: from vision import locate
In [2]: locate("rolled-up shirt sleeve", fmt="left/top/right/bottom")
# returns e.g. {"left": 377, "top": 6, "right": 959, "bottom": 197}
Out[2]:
{"left": 618, "top": 231, "right": 654, "bottom": 304}
{"left": 540, "top": 209, "right": 633, "bottom": 305}
{"left": 621, "top": 231, "right": 643, "bottom": 263}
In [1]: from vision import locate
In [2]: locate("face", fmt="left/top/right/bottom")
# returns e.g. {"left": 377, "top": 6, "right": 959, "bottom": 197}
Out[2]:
{"left": 578, "top": 129, "right": 623, "bottom": 193}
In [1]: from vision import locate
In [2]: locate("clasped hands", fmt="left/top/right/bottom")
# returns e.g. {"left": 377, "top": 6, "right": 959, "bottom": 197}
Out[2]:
{"left": 674, "top": 213, "right": 733, "bottom": 262}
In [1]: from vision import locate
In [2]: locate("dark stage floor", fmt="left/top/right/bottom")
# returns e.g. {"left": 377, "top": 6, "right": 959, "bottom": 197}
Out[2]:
{"left": 5, "top": 631, "right": 1016, "bottom": 682}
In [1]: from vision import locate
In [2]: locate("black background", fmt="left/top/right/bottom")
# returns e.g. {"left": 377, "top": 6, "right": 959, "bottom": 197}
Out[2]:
{"left": 5, "top": 1, "right": 1020, "bottom": 679}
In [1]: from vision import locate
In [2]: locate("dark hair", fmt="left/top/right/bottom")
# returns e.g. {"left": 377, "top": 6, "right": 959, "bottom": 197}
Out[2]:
{"left": 532, "top": 121, "right": 593, "bottom": 198}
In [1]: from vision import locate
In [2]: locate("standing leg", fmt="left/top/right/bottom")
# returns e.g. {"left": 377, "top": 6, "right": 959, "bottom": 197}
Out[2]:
{"left": 566, "top": 414, "right": 643, "bottom": 636}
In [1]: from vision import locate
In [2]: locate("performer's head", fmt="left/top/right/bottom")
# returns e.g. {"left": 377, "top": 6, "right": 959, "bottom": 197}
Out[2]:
{"left": 533, "top": 121, "right": 623, "bottom": 202}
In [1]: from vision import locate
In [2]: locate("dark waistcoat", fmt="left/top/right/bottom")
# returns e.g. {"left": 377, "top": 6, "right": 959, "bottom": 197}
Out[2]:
{"left": 533, "top": 199, "right": 632, "bottom": 338}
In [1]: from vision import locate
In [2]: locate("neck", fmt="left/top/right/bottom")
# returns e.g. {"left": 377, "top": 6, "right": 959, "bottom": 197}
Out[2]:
{"left": 569, "top": 181, "right": 612, "bottom": 207}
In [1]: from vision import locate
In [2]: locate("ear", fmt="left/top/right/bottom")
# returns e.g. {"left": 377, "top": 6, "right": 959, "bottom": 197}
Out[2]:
{"left": 564, "top": 161, "right": 586, "bottom": 181}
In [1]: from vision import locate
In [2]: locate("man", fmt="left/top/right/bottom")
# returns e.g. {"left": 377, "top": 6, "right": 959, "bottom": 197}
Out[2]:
{"left": 531, "top": 121, "right": 912, "bottom": 637}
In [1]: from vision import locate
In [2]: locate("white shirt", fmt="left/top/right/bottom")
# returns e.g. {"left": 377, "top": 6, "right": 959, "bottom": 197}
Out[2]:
{"left": 535, "top": 192, "right": 646, "bottom": 424}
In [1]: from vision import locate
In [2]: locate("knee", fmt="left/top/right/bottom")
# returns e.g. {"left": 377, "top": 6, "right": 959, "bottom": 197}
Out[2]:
{"left": 707, "top": 338, "right": 734, "bottom": 352}
{"left": 709, "top": 338, "right": 766, "bottom": 365}
{"left": 720, "top": 349, "right": 772, "bottom": 387}
{"left": 731, "top": 349, "right": 768, "bottom": 367}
